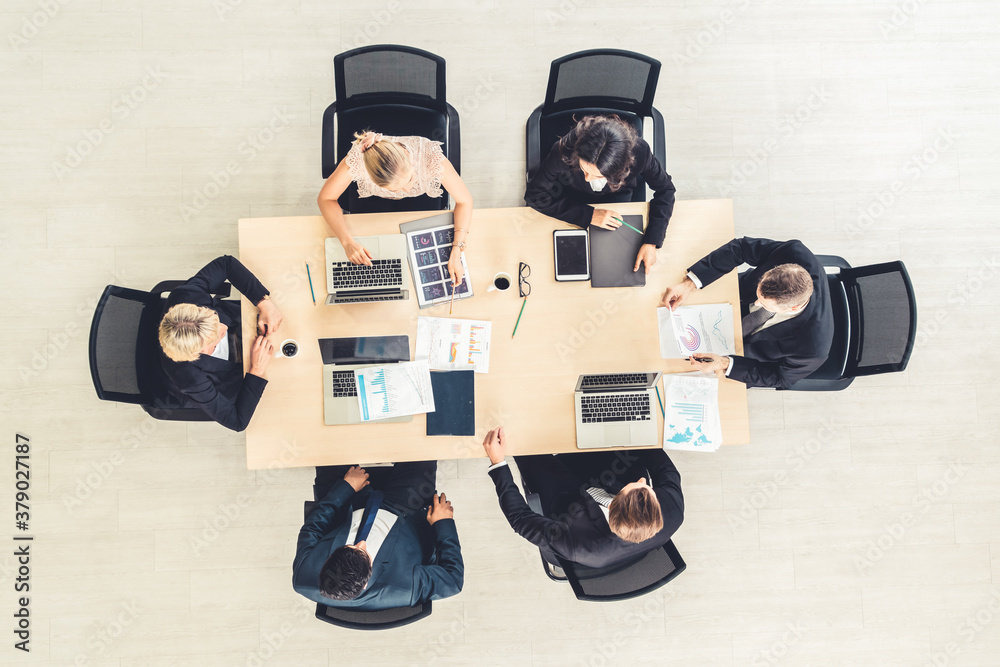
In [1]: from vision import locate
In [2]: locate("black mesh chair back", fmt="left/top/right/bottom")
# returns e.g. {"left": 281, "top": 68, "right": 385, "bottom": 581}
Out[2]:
{"left": 89, "top": 285, "right": 152, "bottom": 404}
{"left": 526, "top": 49, "right": 665, "bottom": 184}
{"left": 841, "top": 260, "right": 916, "bottom": 377}
{"left": 322, "top": 45, "right": 460, "bottom": 215}
{"left": 560, "top": 540, "right": 686, "bottom": 602}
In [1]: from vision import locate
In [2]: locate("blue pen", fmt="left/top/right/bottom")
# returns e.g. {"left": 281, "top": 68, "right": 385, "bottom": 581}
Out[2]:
{"left": 305, "top": 262, "right": 317, "bottom": 306}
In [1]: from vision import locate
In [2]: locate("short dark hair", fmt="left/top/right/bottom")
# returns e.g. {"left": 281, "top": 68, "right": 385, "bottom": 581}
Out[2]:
{"left": 319, "top": 546, "right": 372, "bottom": 600}
{"left": 559, "top": 115, "right": 639, "bottom": 191}
{"left": 608, "top": 486, "right": 663, "bottom": 543}
{"left": 758, "top": 263, "right": 814, "bottom": 308}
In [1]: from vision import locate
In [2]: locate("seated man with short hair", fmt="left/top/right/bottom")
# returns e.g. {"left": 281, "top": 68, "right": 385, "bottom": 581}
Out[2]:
{"left": 660, "top": 236, "right": 835, "bottom": 389}
{"left": 482, "top": 427, "right": 683, "bottom": 569}
{"left": 292, "top": 462, "right": 464, "bottom": 609}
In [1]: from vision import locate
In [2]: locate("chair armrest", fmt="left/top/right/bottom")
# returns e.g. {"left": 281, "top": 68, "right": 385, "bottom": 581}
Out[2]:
{"left": 650, "top": 106, "right": 666, "bottom": 167}
{"left": 525, "top": 104, "right": 543, "bottom": 183}
{"left": 446, "top": 103, "right": 461, "bottom": 177}
{"left": 322, "top": 101, "right": 338, "bottom": 179}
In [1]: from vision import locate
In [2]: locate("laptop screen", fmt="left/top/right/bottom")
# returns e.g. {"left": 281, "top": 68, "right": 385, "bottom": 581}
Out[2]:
{"left": 318, "top": 336, "right": 409, "bottom": 365}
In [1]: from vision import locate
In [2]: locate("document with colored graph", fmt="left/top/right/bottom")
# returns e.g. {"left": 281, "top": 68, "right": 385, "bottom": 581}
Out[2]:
{"left": 662, "top": 372, "right": 722, "bottom": 452}
{"left": 415, "top": 317, "right": 492, "bottom": 373}
{"left": 354, "top": 360, "right": 436, "bottom": 422}
{"left": 656, "top": 304, "right": 736, "bottom": 359}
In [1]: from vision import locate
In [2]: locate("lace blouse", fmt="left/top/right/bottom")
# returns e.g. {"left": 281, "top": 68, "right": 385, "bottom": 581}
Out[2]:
{"left": 345, "top": 135, "right": 445, "bottom": 199}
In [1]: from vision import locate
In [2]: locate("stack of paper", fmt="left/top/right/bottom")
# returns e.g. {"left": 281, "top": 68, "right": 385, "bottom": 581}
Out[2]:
{"left": 415, "top": 317, "right": 492, "bottom": 373}
{"left": 355, "top": 360, "right": 436, "bottom": 422}
{"left": 657, "top": 304, "right": 736, "bottom": 359}
{"left": 662, "top": 373, "right": 722, "bottom": 452}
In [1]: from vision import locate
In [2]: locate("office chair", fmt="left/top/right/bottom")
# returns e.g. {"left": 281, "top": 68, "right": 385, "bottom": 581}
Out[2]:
{"left": 525, "top": 49, "right": 665, "bottom": 189}
{"left": 522, "top": 477, "right": 686, "bottom": 602}
{"left": 786, "top": 257, "right": 917, "bottom": 391}
{"left": 302, "top": 501, "right": 432, "bottom": 630}
{"left": 321, "top": 44, "right": 461, "bottom": 214}
{"left": 88, "top": 280, "right": 233, "bottom": 421}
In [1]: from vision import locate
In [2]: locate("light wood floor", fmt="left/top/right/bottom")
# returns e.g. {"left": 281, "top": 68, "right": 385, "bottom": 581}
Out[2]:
{"left": 2, "top": 2, "right": 998, "bottom": 665}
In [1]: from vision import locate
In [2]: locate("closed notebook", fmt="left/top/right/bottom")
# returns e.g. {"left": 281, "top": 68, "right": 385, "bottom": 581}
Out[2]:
{"left": 426, "top": 371, "right": 475, "bottom": 436}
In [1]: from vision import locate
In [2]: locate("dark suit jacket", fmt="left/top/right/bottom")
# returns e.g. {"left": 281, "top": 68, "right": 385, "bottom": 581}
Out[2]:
{"left": 159, "top": 255, "right": 269, "bottom": 431}
{"left": 689, "top": 237, "right": 835, "bottom": 389}
{"left": 524, "top": 132, "right": 676, "bottom": 248}
{"left": 488, "top": 450, "right": 684, "bottom": 569}
{"left": 292, "top": 480, "right": 464, "bottom": 609}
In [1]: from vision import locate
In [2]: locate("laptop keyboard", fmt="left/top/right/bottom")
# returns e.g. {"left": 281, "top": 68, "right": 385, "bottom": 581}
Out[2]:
{"left": 331, "top": 259, "right": 402, "bottom": 288}
{"left": 334, "top": 293, "right": 406, "bottom": 304}
{"left": 331, "top": 371, "right": 357, "bottom": 398}
{"left": 581, "top": 373, "right": 649, "bottom": 388}
{"left": 581, "top": 393, "right": 652, "bottom": 423}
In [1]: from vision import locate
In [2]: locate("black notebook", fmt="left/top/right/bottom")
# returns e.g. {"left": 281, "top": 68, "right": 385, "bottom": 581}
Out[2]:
{"left": 589, "top": 214, "right": 646, "bottom": 288}
{"left": 426, "top": 371, "right": 475, "bottom": 436}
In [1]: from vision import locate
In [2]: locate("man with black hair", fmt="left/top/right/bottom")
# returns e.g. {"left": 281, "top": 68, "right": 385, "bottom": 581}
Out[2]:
{"left": 292, "top": 462, "right": 463, "bottom": 609}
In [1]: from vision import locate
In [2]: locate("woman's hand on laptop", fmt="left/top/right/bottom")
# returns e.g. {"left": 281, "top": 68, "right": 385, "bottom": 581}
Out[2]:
{"left": 345, "top": 239, "right": 373, "bottom": 266}
{"left": 482, "top": 426, "right": 507, "bottom": 465}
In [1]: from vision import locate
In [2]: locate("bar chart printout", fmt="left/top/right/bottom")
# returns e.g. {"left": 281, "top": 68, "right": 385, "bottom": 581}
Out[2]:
{"left": 663, "top": 373, "right": 722, "bottom": 452}
{"left": 355, "top": 360, "right": 436, "bottom": 422}
{"left": 415, "top": 317, "right": 492, "bottom": 373}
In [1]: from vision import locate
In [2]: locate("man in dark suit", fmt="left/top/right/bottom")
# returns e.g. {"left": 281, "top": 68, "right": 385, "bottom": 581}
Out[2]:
{"left": 292, "top": 462, "right": 464, "bottom": 609}
{"left": 660, "top": 237, "right": 835, "bottom": 389}
{"left": 157, "top": 255, "right": 281, "bottom": 431}
{"left": 482, "top": 427, "right": 683, "bottom": 569}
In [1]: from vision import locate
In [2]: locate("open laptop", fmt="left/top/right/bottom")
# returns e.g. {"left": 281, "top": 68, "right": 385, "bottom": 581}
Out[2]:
{"left": 320, "top": 336, "right": 412, "bottom": 425}
{"left": 325, "top": 235, "right": 409, "bottom": 304}
{"left": 574, "top": 372, "right": 662, "bottom": 448}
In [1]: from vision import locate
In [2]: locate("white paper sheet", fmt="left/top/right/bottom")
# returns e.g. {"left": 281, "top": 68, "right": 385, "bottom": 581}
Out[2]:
{"left": 415, "top": 317, "right": 492, "bottom": 373}
{"left": 354, "top": 360, "right": 436, "bottom": 422}
{"left": 657, "top": 304, "right": 736, "bottom": 359}
{"left": 662, "top": 373, "right": 722, "bottom": 452}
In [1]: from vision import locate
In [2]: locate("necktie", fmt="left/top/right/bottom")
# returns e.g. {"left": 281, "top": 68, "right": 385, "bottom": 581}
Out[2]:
{"left": 586, "top": 487, "right": 615, "bottom": 508}
{"left": 354, "top": 490, "right": 383, "bottom": 545}
{"left": 742, "top": 305, "right": 775, "bottom": 337}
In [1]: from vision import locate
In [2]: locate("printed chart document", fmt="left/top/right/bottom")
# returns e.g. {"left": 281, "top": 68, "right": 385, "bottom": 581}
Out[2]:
{"left": 405, "top": 223, "right": 473, "bottom": 307}
{"left": 355, "top": 360, "right": 436, "bottom": 422}
{"left": 415, "top": 317, "right": 492, "bottom": 373}
{"left": 657, "top": 304, "right": 736, "bottom": 359}
{"left": 662, "top": 373, "right": 722, "bottom": 452}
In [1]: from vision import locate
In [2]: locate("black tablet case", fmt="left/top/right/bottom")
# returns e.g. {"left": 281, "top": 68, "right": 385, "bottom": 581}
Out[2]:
{"left": 589, "top": 214, "right": 646, "bottom": 288}
{"left": 426, "top": 370, "right": 475, "bottom": 436}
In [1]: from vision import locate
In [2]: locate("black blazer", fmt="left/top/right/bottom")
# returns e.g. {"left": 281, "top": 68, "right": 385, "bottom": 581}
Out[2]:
{"left": 488, "top": 450, "right": 684, "bottom": 569}
{"left": 159, "top": 255, "right": 270, "bottom": 431}
{"left": 524, "top": 131, "right": 676, "bottom": 248}
{"left": 688, "top": 237, "right": 835, "bottom": 389}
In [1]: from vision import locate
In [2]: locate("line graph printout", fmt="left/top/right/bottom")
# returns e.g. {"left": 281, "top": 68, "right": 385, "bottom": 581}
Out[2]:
{"left": 355, "top": 360, "right": 435, "bottom": 422}
{"left": 657, "top": 304, "right": 736, "bottom": 359}
{"left": 662, "top": 373, "right": 722, "bottom": 452}
{"left": 415, "top": 317, "right": 492, "bottom": 373}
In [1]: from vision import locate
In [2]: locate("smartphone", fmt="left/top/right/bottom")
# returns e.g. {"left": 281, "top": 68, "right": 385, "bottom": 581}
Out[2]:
{"left": 553, "top": 229, "right": 591, "bottom": 281}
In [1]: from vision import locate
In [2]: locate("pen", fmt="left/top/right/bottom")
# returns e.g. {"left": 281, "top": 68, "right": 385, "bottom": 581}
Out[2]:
{"left": 305, "top": 262, "right": 316, "bottom": 306}
{"left": 512, "top": 297, "right": 527, "bottom": 338}
{"left": 449, "top": 283, "right": 457, "bottom": 315}
{"left": 612, "top": 216, "right": 642, "bottom": 235}
{"left": 654, "top": 385, "right": 665, "bottom": 418}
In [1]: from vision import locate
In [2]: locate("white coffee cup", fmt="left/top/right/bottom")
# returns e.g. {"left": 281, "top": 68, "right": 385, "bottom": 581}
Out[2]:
{"left": 275, "top": 339, "right": 299, "bottom": 358}
{"left": 487, "top": 271, "right": 512, "bottom": 292}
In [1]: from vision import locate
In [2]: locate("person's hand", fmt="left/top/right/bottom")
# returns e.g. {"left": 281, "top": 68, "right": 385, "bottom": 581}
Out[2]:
{"left": 345, "top": 240, "right": 373, "bottom": 266}
{"left": 343, "top": 465, "right": 370, "bottom": 492}
{"left": 659, "top": 277, "right": 697, "bottom": 309}
{"left": 247, "top": 335, "right": 274, "bottom": 378}
{"left": 427, "top": 492, "right": 454, "bottom": 525}
{"left": 256, "top": 298, "right": 283, "bottom": 335}
{"left": 482, "top": 426, "right": 507, "bottom": 465}
{"left": 634, "top": 244, "right": 657, "bottom": 275}
{"left": 687, "top": 352, "right": 729, "bottom": 373}
{"left": 590, "top": 209, "right": 622, "bottom": 230}
{"left": 447, "top": 249, "right": 465, "bottom": 287}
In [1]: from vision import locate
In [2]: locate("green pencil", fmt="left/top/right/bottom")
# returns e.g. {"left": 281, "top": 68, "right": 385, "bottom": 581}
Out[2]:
{"left": 613, "top": 216, "right": 642, "bottom": 235}
{"left": 654, "top": 385, "right": 665, "bottom": 418}
{"left": 305, "top": 262, "right": 316, "bottom": 306}
{"left": 512, "top": 297, "right": 527, "bottom": 338}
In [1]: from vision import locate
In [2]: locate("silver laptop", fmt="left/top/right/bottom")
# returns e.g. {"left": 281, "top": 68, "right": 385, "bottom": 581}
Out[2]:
{"left": 574, "top": 372, "right": 662, "bottom": 448}
{"left": 325, "top": 235, "right": 409, "bottom": 304}
{"left": 320, "top": 336, "right": 412, "bottom": 425}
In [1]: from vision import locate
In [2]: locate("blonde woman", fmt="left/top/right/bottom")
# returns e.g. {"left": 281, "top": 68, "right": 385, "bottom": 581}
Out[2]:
{"left": 158, "top": 255, "right": 282, "bottom": 432}
{"left": 317, "top": 131, "right": 473, "bottom": 287}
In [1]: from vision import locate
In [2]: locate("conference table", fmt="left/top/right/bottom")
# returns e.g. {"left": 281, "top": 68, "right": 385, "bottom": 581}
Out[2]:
{"left": 238, "top": 199, "right": 749, "bottom": 470}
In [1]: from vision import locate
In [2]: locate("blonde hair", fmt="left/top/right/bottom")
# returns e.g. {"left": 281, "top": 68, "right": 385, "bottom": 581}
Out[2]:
{"left": 353, "top": 131, "right": 410, "bottom": 188}
{"left": 159, "top": 303, "right": 220, "bottom": 362}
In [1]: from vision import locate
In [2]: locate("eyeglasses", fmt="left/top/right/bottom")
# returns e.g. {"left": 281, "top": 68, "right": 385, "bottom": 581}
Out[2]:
{"left": 518, "top": 262, "right": 531, "bottom": 298}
